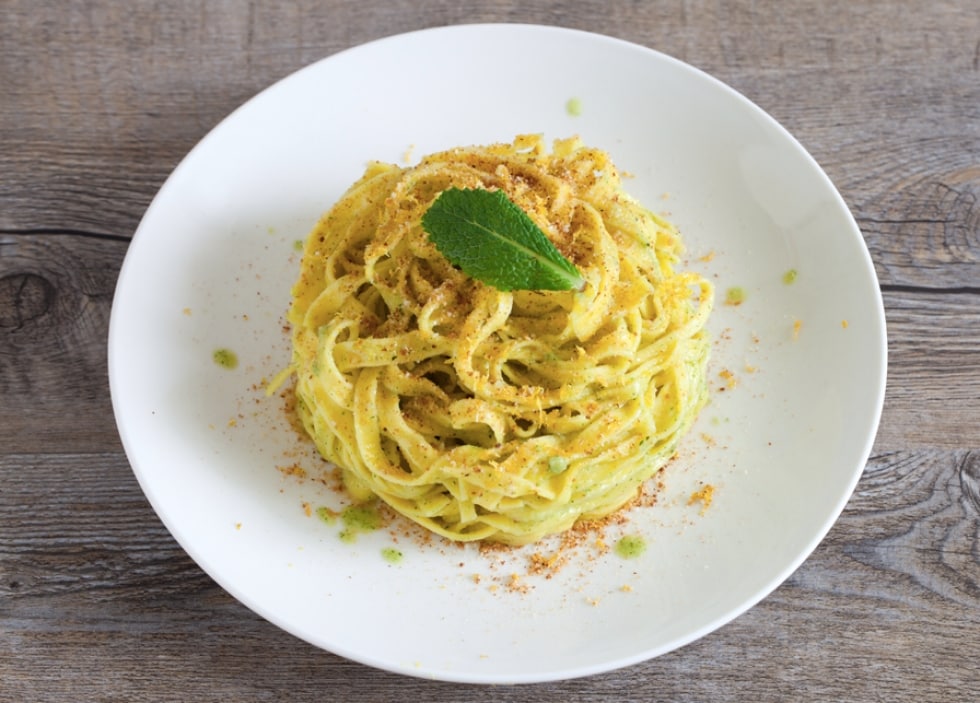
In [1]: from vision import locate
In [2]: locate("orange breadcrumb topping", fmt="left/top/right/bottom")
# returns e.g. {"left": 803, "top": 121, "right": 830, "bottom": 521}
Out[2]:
{"left": 718, "top": 368, "right": 736, "bottom": 390}
{"left": 277, "top": 463, "right": 308, "bottom": 479}
{"left": 688, "top": 484, "right": 715, "bottom": 516}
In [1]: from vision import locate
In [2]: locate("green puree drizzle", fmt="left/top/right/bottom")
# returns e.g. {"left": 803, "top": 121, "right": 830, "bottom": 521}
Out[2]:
{"left": 725, "top": 287, "right": 747, "bottom": 305}
{"left": 339, "top": 504, "right": 383, "bottom": 543}
{"left": 381, "top": 547, "right": 404, "bottom": 564}
{"left": 212, "top": 348, "right": 238, "bottom": 369}
{"left": 615, "top": 535, "right": 647, "bottom": 559}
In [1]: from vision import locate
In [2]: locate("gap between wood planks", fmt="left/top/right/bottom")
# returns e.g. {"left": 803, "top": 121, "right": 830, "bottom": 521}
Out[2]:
{"left": 0, "top": 228, "right": 130, "bottom": 242}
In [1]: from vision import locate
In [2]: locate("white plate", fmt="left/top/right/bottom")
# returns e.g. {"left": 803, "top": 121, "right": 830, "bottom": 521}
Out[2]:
{"left": 109, "top": 24, "right": 886, "bottom": 684}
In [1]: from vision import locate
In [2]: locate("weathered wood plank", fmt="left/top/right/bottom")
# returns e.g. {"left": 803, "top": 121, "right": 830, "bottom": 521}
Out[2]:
{"left": 0, "top": 233, "right": 126, "bottom": 452}
{"left": 848, "top": 147, "right": 980, "bottom": 292}
{"left": 876, "top": 290, "right": 980, "bottom": 450}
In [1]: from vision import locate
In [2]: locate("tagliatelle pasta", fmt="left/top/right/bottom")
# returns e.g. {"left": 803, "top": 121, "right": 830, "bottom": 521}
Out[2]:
{"left": 282, "top": 134, "right": 713, "bottom": 545}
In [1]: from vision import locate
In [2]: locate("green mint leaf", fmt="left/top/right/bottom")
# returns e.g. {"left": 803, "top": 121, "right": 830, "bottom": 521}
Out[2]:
{"left": 421, "top": 187, "right": 585, "bottom": 292}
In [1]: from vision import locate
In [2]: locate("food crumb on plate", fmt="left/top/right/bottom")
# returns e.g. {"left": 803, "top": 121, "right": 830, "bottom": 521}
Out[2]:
{"left": 688, "top": 484, "right": 715, "bottom": 516}
{"left": 277, "top": 463, "right": 308, "bottom": 479}
{"left": 718, "top": 368, "right": 737, "bottom": 390}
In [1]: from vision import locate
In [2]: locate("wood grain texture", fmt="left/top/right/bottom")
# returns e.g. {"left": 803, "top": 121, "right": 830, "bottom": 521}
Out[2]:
{"left": 2, "top": 0, "right": 979, "bottom": 701}
{"left": 0, "top": 234, "right": 125, "bottom": 452}
{"left": 876, "top": 290, "right": 980, "bottom": 450}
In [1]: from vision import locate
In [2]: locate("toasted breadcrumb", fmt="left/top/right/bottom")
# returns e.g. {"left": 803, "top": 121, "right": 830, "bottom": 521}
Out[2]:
{"left": 688, "top": 484, "right": 715, "bottom": 516}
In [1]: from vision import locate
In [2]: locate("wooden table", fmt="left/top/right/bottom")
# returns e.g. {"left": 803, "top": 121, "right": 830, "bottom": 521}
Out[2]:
{"left": 2, "top": 1, "right": 978, "bottom": 700}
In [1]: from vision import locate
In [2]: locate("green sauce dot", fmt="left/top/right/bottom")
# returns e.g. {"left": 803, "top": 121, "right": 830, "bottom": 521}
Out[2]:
{"left": 615, "top": 535, "right": 647, "bottom": 559}
{"left": 293, "top": 239, "right": 304, "bottom": 251}
{"left": 337, "top": 504, "right": 383, "bottom": 542}
{"left": 381, "top": 547, "right": 404, "bottom": 564}
{"left": 212, "top": 348, "right": 238, "bottom": 369}
{"left": 783, "top": 269, "right": 798, "bottom": 285}
{"left": 342, "top": 505, "right": 382, "bottom": 531}
{"left": 566, "top": 97, "right": 583, "bottom": 116}
{"left": 725, "top": 286, "right": 746, "bottom": 305}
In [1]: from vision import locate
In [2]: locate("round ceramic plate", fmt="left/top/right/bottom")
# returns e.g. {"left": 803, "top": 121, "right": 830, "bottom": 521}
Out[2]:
{"left": 109, "top": 24, "right": 886, "bottom": 684}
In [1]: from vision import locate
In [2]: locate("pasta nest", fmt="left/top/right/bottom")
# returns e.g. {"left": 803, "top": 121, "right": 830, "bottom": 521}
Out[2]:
{"left": 287, "top": 135, "right": 712, "bottom": 545}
